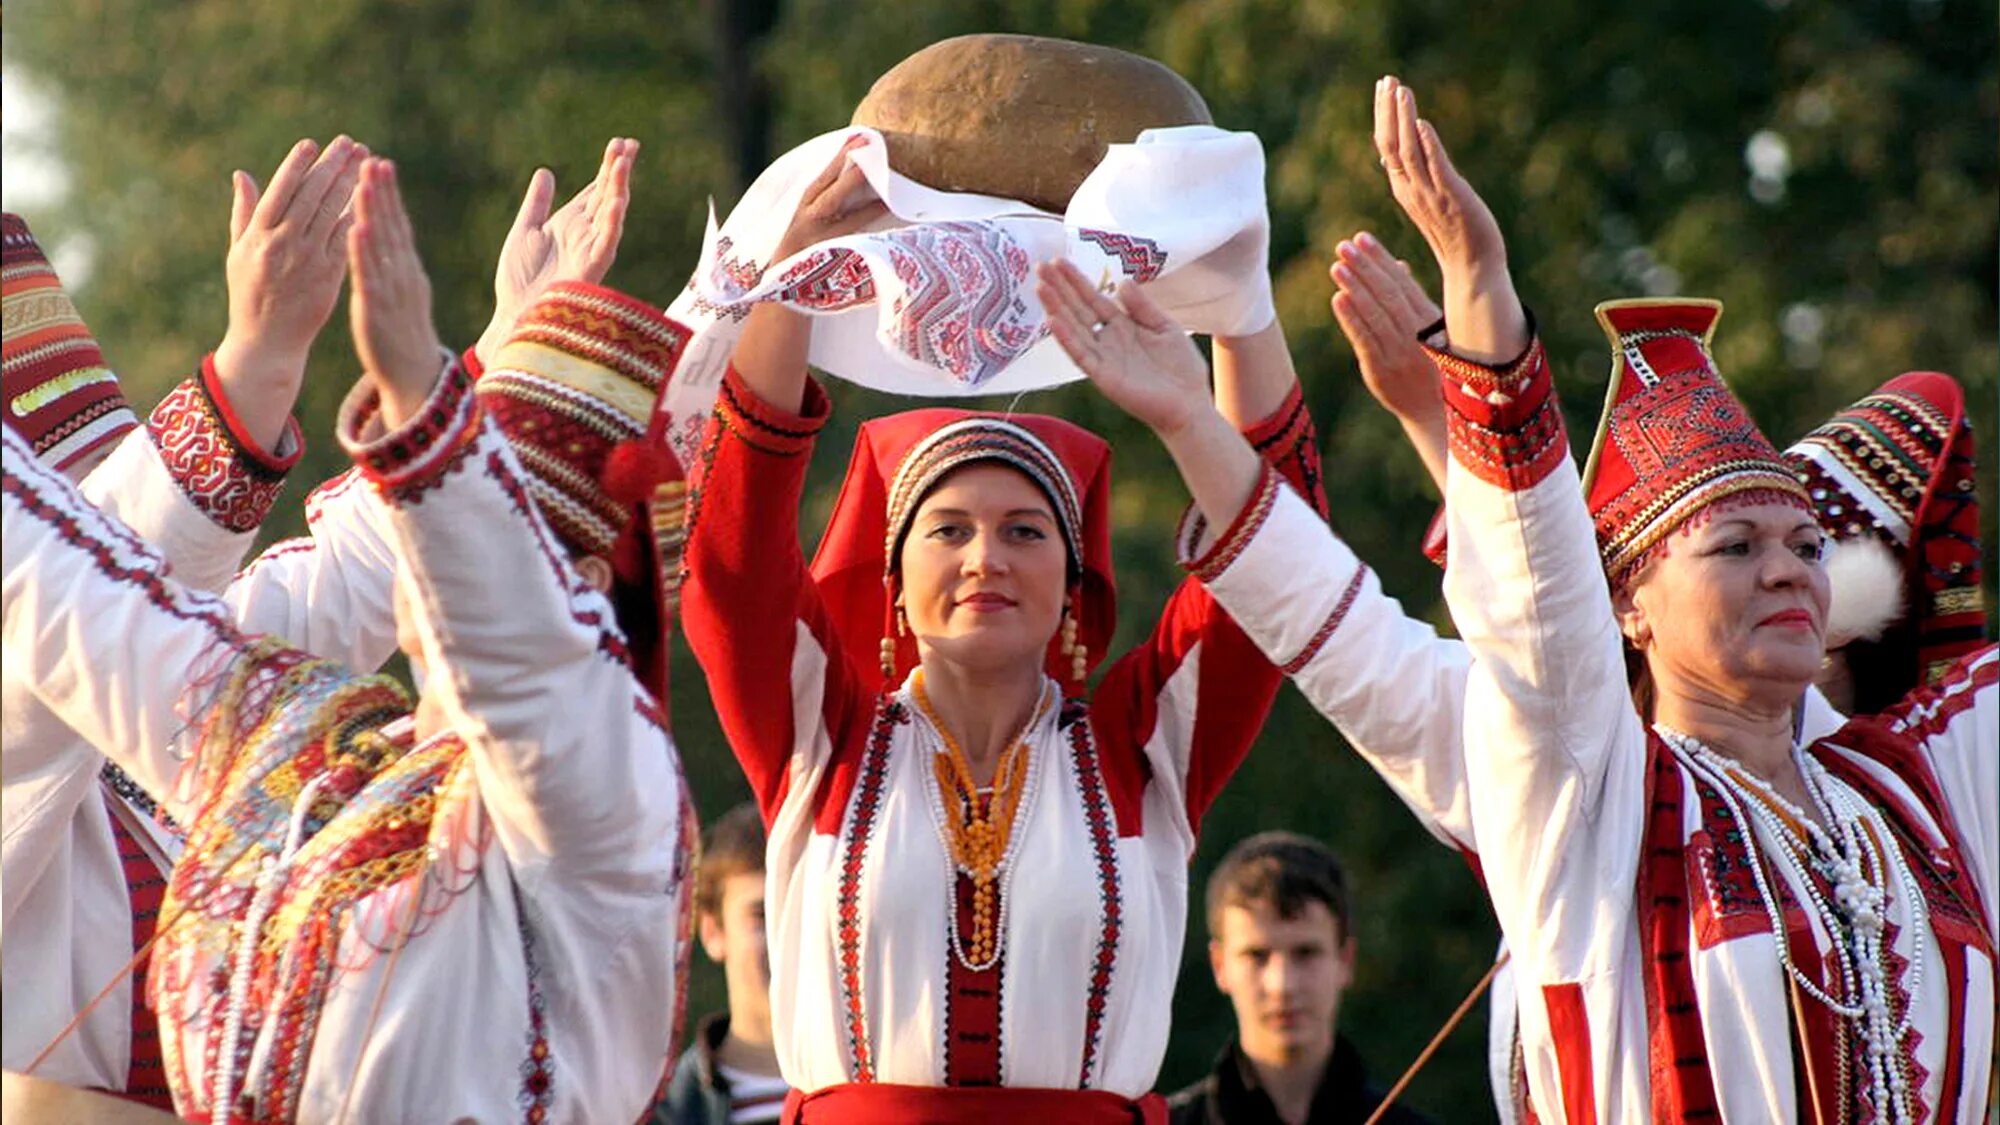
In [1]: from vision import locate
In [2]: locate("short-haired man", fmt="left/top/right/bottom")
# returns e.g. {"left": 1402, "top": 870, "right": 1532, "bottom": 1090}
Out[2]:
{"left": 1170, "top": 832, "right": 1431, "bottom": 1125}
{"left": 655, "top": 802, "right": 790, "bottom": 1124}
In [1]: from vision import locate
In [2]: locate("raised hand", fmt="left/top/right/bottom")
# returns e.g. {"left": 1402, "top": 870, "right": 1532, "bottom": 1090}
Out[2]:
{"left": 1373, "top": 76, "right": 1526, "bottom": 364}
{"left": 1330, "top": 231, "right": 1449, "bottom": 491}
{"left": 1035, "top": 259, "right": 1209, "bottom": 437}
{"left": 212, "top": 136, "right": 368, "bottom": 447}
{"left": 770, "top": 136, "right": 889, "bottom": 264}
{"left": 478, "top": 138, "right": 639, "bottom": 361}
{"left": 346, "top": 158, "right": 443, "bottom": 427}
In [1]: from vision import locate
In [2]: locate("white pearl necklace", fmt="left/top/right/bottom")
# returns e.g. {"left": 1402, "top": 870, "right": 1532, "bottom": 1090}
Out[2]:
{"left": 1660, "top": 727, "right": 1926, "bottom": 1123}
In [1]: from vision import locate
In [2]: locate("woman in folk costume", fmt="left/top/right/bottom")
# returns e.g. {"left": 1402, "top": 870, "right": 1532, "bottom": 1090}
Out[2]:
{"left": 677, "top": 144, "right": 1325, "bottom": 1123}
{"left": 3, "top": 140, "right": 360, "bottom": 1106}
{"left": 1311, "top": 226, "right": 1991, "bottom": 1123}
{"left": 1366, "top": 78, "right": 1990, "bottom": 1121}
{"left": 1786, "top": 372, "right": 1988, "bottom": 716}
{"left": 4, "top": 157, "right": 695, "bottom": 1123}
{"left": 1, "top": 138, "right": 643, "bottom": 1110}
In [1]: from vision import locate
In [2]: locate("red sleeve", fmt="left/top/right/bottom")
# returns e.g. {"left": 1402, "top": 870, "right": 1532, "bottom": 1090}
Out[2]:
{"left": 1242, "top": 383, "right": 1328, "bottom": 519}
{"left": 1091, "top": 398, "right": 1312, "bottom": 837}
{"left": 679, "top": 366, "right": 873, "bottom": 825}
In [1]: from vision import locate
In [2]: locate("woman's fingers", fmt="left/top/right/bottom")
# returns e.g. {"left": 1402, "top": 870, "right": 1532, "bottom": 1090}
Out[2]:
{"left": 799, "top": 142, "right": 856, "bottom": 208}
{"left": 1043, "top": 260, "right": 1113, "bottom": 337}
{"left": 229, "top": 171, "right": 259, "bottom": 245}
{"left": 1331, "top": 291, "right": 1386, "bottom": 362}
{"left": 254, "top": 139, "right": 321, "bottom": 230}
{"left": 279, "top": 136, "right": 355, "bottom": 231}
{"left": 1115, "top": 279, "right": 1176, "bottom": 334}
{"left": 1348, "top": 234, "right": 1428, "bottom": 330}
{"left": 1373, "top": 78, "right": 1398, "bottom": 173}
{"left": 514, "top": 167, "right": 558, "bottom": 235}
{"left": 1395, "top": 85, "right": 1430, "bottom": 191}
{"left": 1033, "top": 261, "right": 1093, "bottom": 335}
{"left": 309, "top": 147, "right": 367, "bottom": 247}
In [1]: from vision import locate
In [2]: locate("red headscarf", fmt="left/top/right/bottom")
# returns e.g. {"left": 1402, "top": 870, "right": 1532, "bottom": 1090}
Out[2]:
{"left": 810, "top": 409, "right": 1116, "bottom": 693}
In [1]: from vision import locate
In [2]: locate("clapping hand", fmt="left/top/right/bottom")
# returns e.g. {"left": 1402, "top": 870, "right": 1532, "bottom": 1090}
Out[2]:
{"left": 1331, "top": 231, "right": 1450, "bottom": 490}
{"left": 1373, "top": 76, "right": 1525, "bottom": 364}
{"left": 1035, "top": 259, "right": 1209, "bottom": 437}
{"left": 478, "top": 138, "right": 639, "bottom": 362}
{"left": 347, "top": 158, "right": 443, "bottom": 428}
{"left": 212, "top": 136, "right": 368, "bottom": 446}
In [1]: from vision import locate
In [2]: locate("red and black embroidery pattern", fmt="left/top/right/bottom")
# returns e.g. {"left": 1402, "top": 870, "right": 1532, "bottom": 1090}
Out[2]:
{"left": 514, "top": 883, "right": 555, "bottom": 1124}
{"left": 1187, "top": 466, "right": 1280, "bottom": 585}
{"left": 1074, "top": 229, "right": 1168, "bottom": 283}
{"left": 1433, "top": 337, "right": 1567, "bottom": 493}
{"left": 147, "top": 364, "right": 299, "bottom": 533}
{"left": 1066, "top": 701, "right": 1122, "bottom": 1089}
{"left": 837, "top": 697, "right": 904, "bottom": 1083}
{"left": 1281, "top": 564, "right": 1369, "bottom": 675}
{"left": 1244, "top": 386, "right": 1327, "bottom": 519}
{"left": 345, "top": 358, "right": 478, "bottom": 504}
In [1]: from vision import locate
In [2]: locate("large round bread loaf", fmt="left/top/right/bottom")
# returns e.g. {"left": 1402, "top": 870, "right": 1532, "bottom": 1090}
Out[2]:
{"left": 851, "top": 34, "right": 1212, "bottom": 214}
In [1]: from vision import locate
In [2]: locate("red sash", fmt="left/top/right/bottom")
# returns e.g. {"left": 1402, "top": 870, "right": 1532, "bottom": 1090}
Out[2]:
{"left": 780, "top": 1083, "right": 1168, "bottom": 1125}
{"left": 104, "top": 796, "right": 174, "bottom": 1111}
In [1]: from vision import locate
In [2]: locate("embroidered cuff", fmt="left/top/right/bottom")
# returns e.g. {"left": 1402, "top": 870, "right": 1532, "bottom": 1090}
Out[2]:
{"left": 716, "top": 364, "right": 830, "bottom": 457}
{"left": 1240, "top": 383, "right": 1328, "bottom": 518}
{"left": 144, "top": 355, "right": 304, "bottom": 533}
{"left": 338, "top": 348, "right": 479, "bottom": 502}
{"left": 1179, "top": 463, "right": 1282, "bottom": 584}
{"left": 460, "top": 344, "right": 484, "bottom": 380}
{"left": 1429, "top": 326, "right": 1566, "bottom": 493}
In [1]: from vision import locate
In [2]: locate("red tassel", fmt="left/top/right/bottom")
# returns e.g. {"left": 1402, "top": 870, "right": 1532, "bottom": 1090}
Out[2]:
{"left": 602, "top": 439, "right": 683, "bottom": 506}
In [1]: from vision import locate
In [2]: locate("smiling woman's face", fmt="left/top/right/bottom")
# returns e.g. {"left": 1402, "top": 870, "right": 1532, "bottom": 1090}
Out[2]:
{"left": 896, "top": 462, "right": 1068, "bottom": 679}
{"left": 1620, "top": 502, "right": 1832, "bottom": 703}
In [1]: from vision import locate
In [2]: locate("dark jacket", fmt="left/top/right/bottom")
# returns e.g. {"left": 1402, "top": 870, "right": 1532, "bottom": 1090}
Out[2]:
{"left": 1166, "top": 1036, "right": 1435, "bottom": 1125}
{"left": 651, "top": 1013, "right": 791, "bottom": 1125}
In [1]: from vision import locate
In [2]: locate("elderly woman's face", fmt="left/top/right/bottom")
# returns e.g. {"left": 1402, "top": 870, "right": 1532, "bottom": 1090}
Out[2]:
{"left": 898, "top": 462, "right": 1068, "bottom": 678}
{"left": 1622, "top": 502, "right": 1831, "bottom": 698}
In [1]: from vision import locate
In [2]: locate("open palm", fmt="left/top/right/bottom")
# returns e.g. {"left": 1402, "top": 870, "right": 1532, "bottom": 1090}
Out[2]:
{"left": 1035, "top": 260, "right": 1209, "bottom": 435}
{"left": 485, "top": 138, "right": 636, "bottom": 352}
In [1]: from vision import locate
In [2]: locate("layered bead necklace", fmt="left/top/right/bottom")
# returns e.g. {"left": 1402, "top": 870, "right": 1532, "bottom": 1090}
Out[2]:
{"left": 912, "top": 669, "right": 1053, "bottom": 971}
{"left": 1660, "top": 726, "right": 1930, "bottom": 1123}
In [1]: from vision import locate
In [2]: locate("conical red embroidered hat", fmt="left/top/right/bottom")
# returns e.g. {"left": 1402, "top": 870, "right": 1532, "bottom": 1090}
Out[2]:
{"left": 2, "top": 213, "right": 136, "bottom": 472}
{"left": 1581, "top": 298, "right": 1810, "bottom": 587}
{"left": 810, "top": 408, "right": 1116, "bottom": 693}
{"left": 1785, "top": 371, "right": 1984, "bottom": 694}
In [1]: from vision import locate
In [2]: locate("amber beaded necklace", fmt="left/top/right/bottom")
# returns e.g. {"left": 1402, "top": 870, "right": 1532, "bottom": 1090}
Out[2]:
{"left": 912, "top": 668, "right": 1053, "bottom": 970}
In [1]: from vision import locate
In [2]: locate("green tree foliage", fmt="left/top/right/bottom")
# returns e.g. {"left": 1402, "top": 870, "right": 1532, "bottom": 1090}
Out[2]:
{"left": 6, "top": 0, "right": 1992, "bottom": 1116}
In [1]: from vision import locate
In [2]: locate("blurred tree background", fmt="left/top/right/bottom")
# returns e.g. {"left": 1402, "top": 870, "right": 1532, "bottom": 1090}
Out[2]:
{"left": 5, "top": 0, "right": 1993, "bottom": 1116}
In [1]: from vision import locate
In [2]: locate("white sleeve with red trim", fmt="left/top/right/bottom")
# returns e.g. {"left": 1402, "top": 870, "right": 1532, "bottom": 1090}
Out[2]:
{"left": 334, "top": 357, "right": 686, "bottom": 893}
{"left": 74, "top": 357, "right": 303, "bottom": 594}
{"left": 221, "top": 469, "right": 401, "bottom": 673}
{"left": 1194, "top": 479, "right": 1478, "bottom": 850}
{"left": 1883, "top": 645, "right": 1999, "bottom": 945}
{"left": 2, "top": 423, "right": 250, "bottom": 822}
{"left": 1437, "top": 339, "right": 1653, "bottom": 1124}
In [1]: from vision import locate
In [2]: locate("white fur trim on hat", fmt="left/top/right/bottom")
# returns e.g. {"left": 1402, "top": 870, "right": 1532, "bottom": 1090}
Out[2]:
{"left": 1823, "top": 535, "right": 1906, "bottom": 648}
